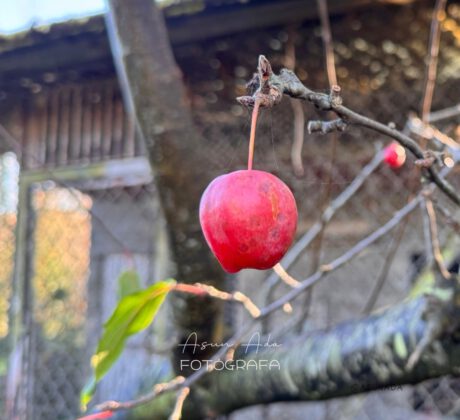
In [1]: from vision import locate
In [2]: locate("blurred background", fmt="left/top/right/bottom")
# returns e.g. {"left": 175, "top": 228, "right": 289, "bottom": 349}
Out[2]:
{"left": 0, "top": 0, "right": 460, "bottom": 419}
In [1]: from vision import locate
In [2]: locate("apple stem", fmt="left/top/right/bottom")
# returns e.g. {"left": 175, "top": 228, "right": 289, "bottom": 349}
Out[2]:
{"left": 248, "top": 98, "right": 261, "bottom": 170}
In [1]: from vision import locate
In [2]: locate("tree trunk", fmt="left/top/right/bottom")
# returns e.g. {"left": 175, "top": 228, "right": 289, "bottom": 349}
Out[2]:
{"left": 105, "top": 0, "right": 228, "bottom": 378}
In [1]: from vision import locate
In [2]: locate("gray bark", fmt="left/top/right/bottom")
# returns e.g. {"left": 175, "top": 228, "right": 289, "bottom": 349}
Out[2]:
{"left": 206, "top": 289, "right": 460, "bottom": 415}
{"left": 105, "top": 0, "right": 228, "bottom": 375}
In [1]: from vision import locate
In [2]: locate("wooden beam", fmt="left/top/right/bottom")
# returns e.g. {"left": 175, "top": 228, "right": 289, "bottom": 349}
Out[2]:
{"left": 20, "top": 156, "right": 153, "bottom": 190}
{"left": 167, "top": 0, "right": 374, "bottom": 44}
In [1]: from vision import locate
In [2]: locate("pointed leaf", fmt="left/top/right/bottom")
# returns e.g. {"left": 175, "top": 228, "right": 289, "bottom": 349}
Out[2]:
{"left": 82, "top": 279, "right": 175, "bottom": 408}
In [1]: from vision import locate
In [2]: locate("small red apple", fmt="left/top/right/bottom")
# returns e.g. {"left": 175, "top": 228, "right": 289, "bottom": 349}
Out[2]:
{"left": 199, "top": 170, "right": 298, "bottom": 273}
{"left": 383, "top": 142, "right": 406, "bottom": 168}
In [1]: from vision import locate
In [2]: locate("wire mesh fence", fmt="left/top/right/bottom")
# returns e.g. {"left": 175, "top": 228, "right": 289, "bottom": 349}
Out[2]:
{"left": 28, "top": 185, "right": 90, "bottom": 420}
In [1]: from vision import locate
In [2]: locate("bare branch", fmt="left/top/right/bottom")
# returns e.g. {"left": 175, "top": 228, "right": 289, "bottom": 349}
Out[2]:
{"left": 316, "top": 0, "right": 337, "bottom": 87}
{"left": 302, "top": 1, "right": 338, "bottom": 332}
{"left": 308, "top": 118, "right": 347, "bottom": 134}
{"left": 409, "top": 116, "right": 459, "bottom": 150}
{"left": 261, "top": 190, "right": 423, "bottom": 317}
{"left": 429, "top": 103, "right": 460, "bottom": 123}
{"left": 423, "top": 193, "right": 451, "bottom": 279}
{"left": 290, "top": 99, "right": 306, "bottom": 176}
{"left": 421, "top": 0, "right": 447, "bottom": 123}
{"left": 432, "top": 199, "right": 460, "bottom": 236}
{"left": 284, "top": 27, "right": 306, "bottom": 177}
{"left": 263, "top": 147, "right": 383, "bottom": 301}
{"left": 417, "top": 14, "right": 457, "bottom": 269}
{"left": 415, "top": 0, "right": 447, "bottom": 257}
{"left": 96, "top": 376, "right": 186, "bottom": 412}
{"left": 414, "top": 153, "right": 438, "bottom": 169}
{"left": 273, "top": 263, "right": 300, "bottom": 288}
{"left": 173, "top": 283, "right": 261, "bottom": 318}
{"left": 268, "top": 65, "right": 460, "bottom": 206}
{"left": 362, "top": 219, "right": 409, "bottom": 314}
{"left": 421, "top": 197, "right": 435, "bottom": 267}
{"left": 168, "top": 387, "right": 190, "bottom": 420}
{"left": 236, "top": 56, "right": 282, "bottom": 109}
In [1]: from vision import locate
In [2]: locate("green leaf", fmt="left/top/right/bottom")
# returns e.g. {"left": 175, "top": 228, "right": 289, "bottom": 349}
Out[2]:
{"left": 117, "top": 270, "right": 141, "bottom": 299}
{"left": 81, "top": 279, "right": 175, "bottom": 409}
{"left": 80, "top": 376, "right": 96, "bottom": 411}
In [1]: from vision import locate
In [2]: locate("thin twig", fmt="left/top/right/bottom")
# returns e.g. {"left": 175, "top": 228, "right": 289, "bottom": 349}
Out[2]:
{"left": 316, "top": 0, "right": 337, "bottom": 86}
{"left": 308, "top": 118, "right": 347, "bottom": 134}
{"left": 263, "top": 148, "right": 383, "bottom": 304}
{"left": 77, "top": 410, "right": 114, "bottom": 420}
{"left": 417, "top": 0, "right": 452, "bottom": 264}
{"left": 96, "top": 321, "right": 255, "bottom": 413}
{"left": 97, "top": 376, "right": 186, "bottom": 411}
{"left": 429, "top": 103, "right": 460, "bottom": 123}
{"left": 417, "top": 0, "right": 446, "bottom": 269}
{"left": 362, "top": 218, "right": 409, "bottom": 314}
{"left": 284, "top": 27, "right": 306, "bottom": 177}
{"left": 431, "top": 199, "right": 460, "bottom": 235}
{"left": 421, "top": 0, "right": 447, "bottom": 123}
{"left": 273, "top": 263, "right": 300, "bottom": 288}
{"left": 416, "top": 0, "right": 450, "bottom": 282}
{"left": 290, "top": 99, "right": 306, "bottom": 176}
{"left": 409, "top": 116, "right": 459, "bottom": 150}
{"left": 232, "top": 291, "right": 262, "bottom": 318}
{"left": 173, "top": 283, "right": 261, "bottom": 318}
{"left": 411, "top": 0, "right": 447, "bottom": 276}
{"left": 311, "top": 196, "right": 421, "bottom": 279}
{"left": 421, "top": 198, "right": 435, "bottom": 267}
{"left": 242, "top": 60, "right": 459, "bottom": 206}
{"left": 271, "top": 66, "right": 460, "bottom": 206}
{"left": 262, "top": 185, "right": 435, "bottom": 321}
{"left": 293, "top": 0, "right": 339, "bottom": 332}
{"left": 423, "top": 194, "right": 451, "bottom": 279}
{"left": 168, "top": 387, "right": 190, "bottom": 420}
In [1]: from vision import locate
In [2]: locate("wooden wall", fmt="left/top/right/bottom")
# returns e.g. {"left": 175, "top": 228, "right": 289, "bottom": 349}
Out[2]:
{"left": 1, "top": 79, "right": 144, "bottom": 171}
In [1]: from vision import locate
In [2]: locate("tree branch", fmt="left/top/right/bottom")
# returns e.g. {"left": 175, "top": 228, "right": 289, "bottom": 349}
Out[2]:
{"left": 259, "top": 63, "right": 460, "bottom": 206}
{"left": 209, "top": 284, "right": 460, "bottom": 414}
{"left": 421, "top": 0, "right": 447, "bottom": 123}
{"left": 423, "top": 193, "right": 451, "bottom": 279}
{"left": 263, "top": 147, "right": 384, "bottom": 306}
{"left": 362, "top": 218, "right": 409, "bottom": 314}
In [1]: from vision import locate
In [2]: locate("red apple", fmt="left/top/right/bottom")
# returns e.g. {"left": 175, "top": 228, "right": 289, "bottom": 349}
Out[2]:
{"left": 383, "top": 142, "right": 406, "bottom": 168}
{"left": 199, "top": 170, "right": 298, "bottom": 273}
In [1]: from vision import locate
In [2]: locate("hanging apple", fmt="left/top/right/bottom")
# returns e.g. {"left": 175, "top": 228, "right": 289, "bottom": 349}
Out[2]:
{"left": 200, "top": 169, "right": 297, "bottom": 273}
{"left": 199, "top": 98, "right": 298, "bottom": 273}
